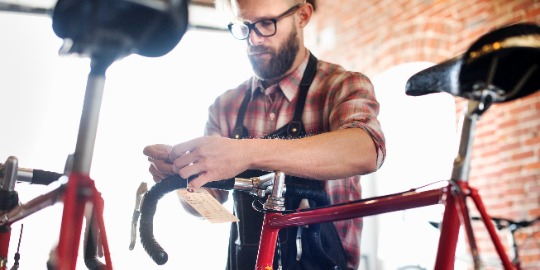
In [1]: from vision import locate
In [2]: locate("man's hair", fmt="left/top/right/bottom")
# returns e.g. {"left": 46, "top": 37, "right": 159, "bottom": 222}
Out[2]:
{"left": 215, "top": 0, "right": 316, "bottom": 13}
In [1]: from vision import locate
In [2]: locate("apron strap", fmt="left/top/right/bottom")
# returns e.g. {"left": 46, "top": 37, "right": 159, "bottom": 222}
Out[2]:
{"left": 291, "top": 53, "right": 318, "bottom": 119}
{"left": 287, "top": 53, "right": 318, "bottom": 138}
{"left": 232, "top": 89, "right": 252, "bottom": 139}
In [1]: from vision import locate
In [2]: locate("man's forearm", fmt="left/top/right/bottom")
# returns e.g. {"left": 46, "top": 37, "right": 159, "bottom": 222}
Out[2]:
{"left": 244, "top": 128, "right": 378, "bottom": 180}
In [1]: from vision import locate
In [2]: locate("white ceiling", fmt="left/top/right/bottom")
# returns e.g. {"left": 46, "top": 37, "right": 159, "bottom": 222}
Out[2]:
{"left": 0, "top": 0, "right": 216, "bottom": 10}
{"left": 0, "top": 0, "right": 55, "bottom": 13}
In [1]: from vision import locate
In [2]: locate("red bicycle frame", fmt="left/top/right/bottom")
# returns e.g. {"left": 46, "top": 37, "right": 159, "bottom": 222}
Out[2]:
{"left": 255, "top": 99, "right": 517, "bottom": 270}
{"left": 255, "top": 181, "right": 515, "bottom": 270}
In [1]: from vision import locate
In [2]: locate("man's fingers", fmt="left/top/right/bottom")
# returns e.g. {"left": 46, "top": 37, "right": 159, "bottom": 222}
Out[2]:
{"left": 152, "top": 175, "right": 163, "bottom": 183}
{"left": 187, "top": 173, "right": 209, "bottom": 189}
{"left": 148, "top": 164, "right": 170, "bottom": 182}
{"left": 152, "top": 159, "right": 175, "bottom": 175}
{"left": 143, "top": 144, "right": 172, "bottom": 160}
{"left": 170, "top": 139, "right": 199, "bottom": 161}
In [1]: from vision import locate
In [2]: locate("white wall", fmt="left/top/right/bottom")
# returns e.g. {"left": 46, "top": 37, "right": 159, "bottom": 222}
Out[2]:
{"left": 0, "top": 11, "right": 251, "bottom": 269}
{"left": 361, "top": 62, "right": 460, "bottom": 270}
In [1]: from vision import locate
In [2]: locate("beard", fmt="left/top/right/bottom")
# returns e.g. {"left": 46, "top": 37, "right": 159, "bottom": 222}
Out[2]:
{"left": 248, "top": 28, "right": 299, "bottom": 81}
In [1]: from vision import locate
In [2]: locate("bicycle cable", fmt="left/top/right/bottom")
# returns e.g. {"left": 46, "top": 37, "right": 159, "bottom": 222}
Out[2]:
{"left": 10, "top": 224, "right": 23, "bottom": 270}
{"left": 251, "top": 198, "right": 296, "bottom": 214}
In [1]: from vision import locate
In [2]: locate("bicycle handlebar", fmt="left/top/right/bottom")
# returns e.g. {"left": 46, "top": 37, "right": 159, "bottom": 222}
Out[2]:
{"left": 138, "top": 173, "right": 333, "bottom": 266}
{"left": 17, "top": 168, "right": 64, "bottom": 185}
{"left": 0, "top": 163, "right": 64, "bottom": 186}
{"left": 139, "top": 175, "right": 237, "bottom": 265}
{"left": 139, "top": 176, "right": 184, "bottom": 265}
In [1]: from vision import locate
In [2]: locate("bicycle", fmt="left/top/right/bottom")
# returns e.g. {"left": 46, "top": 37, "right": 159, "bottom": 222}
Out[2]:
{"left": 0, "top": 0, "right": 189, "bottom": 269}
{"left": 429, "top": 216, "right": 540, "bottom": 269}
{"left": 138, "top": 22, "right": 540, "bottom": 270}
{"left": 471, "top": 216, "right": 540, "bottom": 269}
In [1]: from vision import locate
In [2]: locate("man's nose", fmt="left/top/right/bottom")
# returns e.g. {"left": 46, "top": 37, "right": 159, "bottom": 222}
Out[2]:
{"left": 248, "top": 28, "right": 264, "bottom": 45}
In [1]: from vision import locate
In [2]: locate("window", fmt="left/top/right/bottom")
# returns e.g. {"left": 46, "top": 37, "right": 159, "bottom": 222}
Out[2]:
{"left": 0, "top": 12, "right": 250, "bottom": 269}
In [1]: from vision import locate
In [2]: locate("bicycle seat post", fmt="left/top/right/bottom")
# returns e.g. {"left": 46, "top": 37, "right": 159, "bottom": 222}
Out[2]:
{"left": 451, "top": 100, "right": 480, "bottom": 182}
{"left": 451, "top": 90, "right": 493, "bottom": 182}
{"left": 71, "top": 56, "right": 112, "bottom": 174}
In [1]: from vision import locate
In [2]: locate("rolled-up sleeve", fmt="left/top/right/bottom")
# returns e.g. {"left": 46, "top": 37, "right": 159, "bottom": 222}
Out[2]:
{"left": 328, "top": 71, "right": 386, "bottom": 169}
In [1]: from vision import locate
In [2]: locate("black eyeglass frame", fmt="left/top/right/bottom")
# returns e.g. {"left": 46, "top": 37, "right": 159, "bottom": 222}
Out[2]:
{"left": 227, "top": 4, "right": 303, "bottom": 40}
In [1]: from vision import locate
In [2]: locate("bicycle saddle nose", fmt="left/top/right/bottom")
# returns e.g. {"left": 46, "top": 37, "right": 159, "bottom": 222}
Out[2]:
{"left": 52, "top": 0, "right": 189, "bottom": 59}
{"left": 406, "top": 22, "right": 540, "bottom": 103}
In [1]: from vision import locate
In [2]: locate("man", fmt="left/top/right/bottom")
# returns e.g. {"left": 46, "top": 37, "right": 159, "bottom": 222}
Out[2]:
{"left": 143, "top": 0, "right": 385, "bottom": 269}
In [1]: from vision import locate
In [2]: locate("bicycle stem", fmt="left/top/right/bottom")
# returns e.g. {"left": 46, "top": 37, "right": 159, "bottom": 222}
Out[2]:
{"left": 233, "top": 172, "right": 276, "bottom": 197}
{"left": 263, "top": 171, "right": 286, "bottom": 211}
{"left": 0, "top": 156, "right": 19, "bottom": 270}
{"left": 0, "top": 157, "right": 17, "bottom": 192}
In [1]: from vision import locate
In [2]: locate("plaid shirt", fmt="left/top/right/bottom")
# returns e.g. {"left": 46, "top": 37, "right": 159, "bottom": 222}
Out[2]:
{"left": 205, "top": 52, "right": 386, "bottom": 269}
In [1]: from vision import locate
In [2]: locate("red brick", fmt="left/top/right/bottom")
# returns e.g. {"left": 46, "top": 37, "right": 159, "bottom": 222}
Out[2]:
{"left": 311, "top": 0, "right": 540, "bottom": 264}
{"left": 525, "top": 136, "right": 540, "bottom": 146}
{"left": 525, "top": 162, "right": 540, "bottom": 170}
{"left": 511, "top": 150, "right": 535, "bottom": 161}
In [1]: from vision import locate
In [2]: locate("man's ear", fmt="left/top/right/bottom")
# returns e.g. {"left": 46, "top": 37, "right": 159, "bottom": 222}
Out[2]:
{"left": 297, "top": 3, "right": 313, "bottom": 28}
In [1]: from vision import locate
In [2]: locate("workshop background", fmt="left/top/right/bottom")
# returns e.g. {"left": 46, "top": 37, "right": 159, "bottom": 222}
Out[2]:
{"left": 0, "top": 0, "right": 538, "bottom": 269}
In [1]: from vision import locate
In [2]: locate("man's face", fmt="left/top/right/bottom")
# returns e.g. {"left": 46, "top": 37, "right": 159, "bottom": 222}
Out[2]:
{"left": 249, "top": 26, "right": 299, "bottom": 80}
{"left": 233, "top": 1, "right": 301, "bottom": 81}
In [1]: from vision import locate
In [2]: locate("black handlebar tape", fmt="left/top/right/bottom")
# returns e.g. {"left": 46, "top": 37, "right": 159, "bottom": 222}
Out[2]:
{"left": 200, "top": 177, "right": 236, "bottom": 190}
{"left": 285, "top": 185, "right": 330, "bottom": 207}
{"left": 162, "top": 175, "right": 236, "bottom": 190}
{"left": 32, "top": 170, "right": 63, "bottom": 185}
{"left": 140, "top": 176, "right": 185, "bottom": 265}
{"left": 139, "top": 175, "right": 235, "bottom": 265}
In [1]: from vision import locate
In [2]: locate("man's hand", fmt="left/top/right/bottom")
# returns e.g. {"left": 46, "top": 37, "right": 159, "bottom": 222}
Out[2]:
{"left": 168, "top": 136, "right": 249, "bottom": 189}
{"left": 143, "top": 142, "right": 230, "bottom": 216}
{"left": 143, "top": 144, "right": 174, "bottom": 183}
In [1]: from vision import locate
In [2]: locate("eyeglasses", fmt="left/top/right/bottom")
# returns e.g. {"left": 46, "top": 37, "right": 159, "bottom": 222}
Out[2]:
{"left": 227, "top": 4, "right": 302, "bottom": 40}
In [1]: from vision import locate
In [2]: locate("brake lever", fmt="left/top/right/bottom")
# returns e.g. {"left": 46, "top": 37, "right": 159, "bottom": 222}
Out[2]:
{"left": 129, "top": 182, "right": 148, "bottom": 250}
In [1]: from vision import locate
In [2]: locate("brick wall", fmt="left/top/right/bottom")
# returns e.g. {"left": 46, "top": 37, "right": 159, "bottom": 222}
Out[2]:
{"left": 308, "top": 0, "right": 540, "bottom": 267}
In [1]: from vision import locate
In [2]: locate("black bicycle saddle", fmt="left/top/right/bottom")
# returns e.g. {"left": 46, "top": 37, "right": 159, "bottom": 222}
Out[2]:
{"left": 52, "top": 0, "right": 189, "bottom": 58}
{"left": 406, "top": 22, "right": 540, "bottom": 103}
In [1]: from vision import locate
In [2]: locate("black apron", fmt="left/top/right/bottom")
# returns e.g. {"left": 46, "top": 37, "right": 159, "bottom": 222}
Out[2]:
{"left": 226, "top": 53, "right": 348, "bottom": 270}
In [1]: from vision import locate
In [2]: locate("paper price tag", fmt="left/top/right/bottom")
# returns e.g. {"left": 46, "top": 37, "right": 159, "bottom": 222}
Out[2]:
{"left": 177, "top": 188, "right": 239, "bottom": 223}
